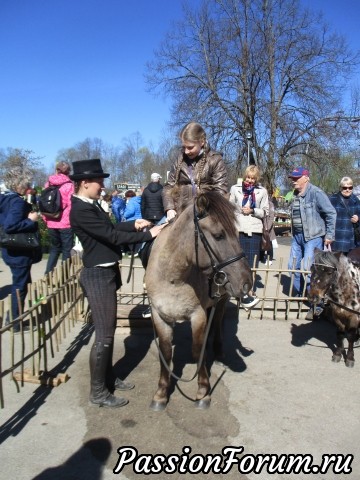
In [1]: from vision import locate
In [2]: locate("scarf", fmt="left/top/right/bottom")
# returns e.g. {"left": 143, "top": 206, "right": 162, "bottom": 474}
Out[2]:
{"left": 242, "top": 182, "right": 256, "bottom": 208}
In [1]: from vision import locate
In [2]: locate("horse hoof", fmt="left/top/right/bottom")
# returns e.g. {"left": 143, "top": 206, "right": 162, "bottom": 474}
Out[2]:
{"left": 149, "top": 400, "right": 167, "bottom": 411}
{"left": 345, "top": 359, "right": 355, "bottom": 368}
{"left": 195, "top": 397, "right": 211, "bottom": 409}
{"left": 332, "top": 355, "right": 341, "bottom": 363}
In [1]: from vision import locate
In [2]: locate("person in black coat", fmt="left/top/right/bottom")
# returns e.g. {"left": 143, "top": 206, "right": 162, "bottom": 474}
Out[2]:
{"left": 141, "top": 173, "right": 165, "bottom": 222}
{"left": 0, "top": 172, "right": 40, "bottom": 331}
{"left": 69, "top": 159, "right": 164, "bottom": 408}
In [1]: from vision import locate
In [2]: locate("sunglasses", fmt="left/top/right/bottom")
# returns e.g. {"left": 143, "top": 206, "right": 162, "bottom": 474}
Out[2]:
{"left": 341, "top": 186, "right": 353, "bottom": 191}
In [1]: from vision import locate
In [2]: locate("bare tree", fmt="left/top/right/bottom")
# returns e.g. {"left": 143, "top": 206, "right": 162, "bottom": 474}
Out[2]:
{"left": 0, "top": 147, "right": 47, "bottom": 188}
{"left": 146, "top": 0, "right": 360, "bottom": 193}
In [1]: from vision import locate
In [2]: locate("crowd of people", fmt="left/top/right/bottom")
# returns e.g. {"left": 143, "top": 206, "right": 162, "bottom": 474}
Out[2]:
{"left": 1, "top": 121, "right": 360, "bottom": 405}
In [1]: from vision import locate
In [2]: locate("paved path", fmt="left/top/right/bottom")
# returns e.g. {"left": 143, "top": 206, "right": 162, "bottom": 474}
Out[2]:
{"left": 1, "top": 241, "right": 360, "bottom": 479}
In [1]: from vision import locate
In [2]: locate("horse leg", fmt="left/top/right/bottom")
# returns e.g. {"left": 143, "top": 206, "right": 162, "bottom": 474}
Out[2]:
{"left": 332, "top": 330, "right": 346, "bottom": 363}
{"left": 150, "top": 319, "right": 173, "bottom": 411}
{"left": 192, "top": 312, "right": 211, "bottom": 409}
{"left": 345, "top": 329, "right": 357, "bottom": 368}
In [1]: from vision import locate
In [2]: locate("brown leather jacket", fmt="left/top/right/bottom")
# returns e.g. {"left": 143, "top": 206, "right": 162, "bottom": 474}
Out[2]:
{"left": 162, "top": 150, "right": 228, "bottom": 212}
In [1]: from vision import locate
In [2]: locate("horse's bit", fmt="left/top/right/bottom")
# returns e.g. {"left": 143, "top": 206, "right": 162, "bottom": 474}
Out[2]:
{"left": 193, "top": 205, "right": 246, "bottom": 298}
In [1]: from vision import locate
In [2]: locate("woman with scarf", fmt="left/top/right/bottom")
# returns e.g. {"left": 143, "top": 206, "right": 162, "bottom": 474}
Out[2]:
{"left": 230, "top": 165, "right": 269, "bottom": 307}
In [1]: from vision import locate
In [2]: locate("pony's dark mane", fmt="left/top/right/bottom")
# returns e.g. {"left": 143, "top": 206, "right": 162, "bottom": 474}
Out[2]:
{"left": 197, "top": 191, "right": 237, "bottom": 238}
{"left": 314, "top": 250, "right": 339, "bottom": 269}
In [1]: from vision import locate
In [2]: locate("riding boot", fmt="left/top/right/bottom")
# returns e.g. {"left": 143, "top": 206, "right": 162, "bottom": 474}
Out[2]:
{"left": 89, "top": 342, "right": 128, "bottom": 408}
{"left": 105, "top": 341, "right": 135, "bottom": 392}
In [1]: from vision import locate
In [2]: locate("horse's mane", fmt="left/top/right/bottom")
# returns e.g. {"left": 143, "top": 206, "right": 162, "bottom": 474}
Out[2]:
{"left": 313, "top": 250, "right": 340, "bottom": 270}
{"left": 194, "top": 191, "right": 237, "bottom": 238}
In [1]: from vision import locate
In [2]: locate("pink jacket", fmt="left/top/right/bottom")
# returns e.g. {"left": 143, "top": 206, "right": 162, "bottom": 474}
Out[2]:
{"left": 42, "top": 173, "right": 74, "bottom": 229}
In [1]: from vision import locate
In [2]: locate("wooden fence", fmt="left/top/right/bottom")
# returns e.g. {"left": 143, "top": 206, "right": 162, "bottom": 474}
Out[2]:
{"left": 115, "top": 256, "right": 311, "bottom": 324}
{"left": 0, "top": 254, "right": 310, "bottom": 407}
{"left": 0, "top": 255, "right": 85, "bottom": 408}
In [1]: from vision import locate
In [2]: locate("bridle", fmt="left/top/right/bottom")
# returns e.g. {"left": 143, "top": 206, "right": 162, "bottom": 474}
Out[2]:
{"left": 193, "top": 204, "right": 246, "bottom": 298}
{"left": 310, "top": 261, "right": 336, "bottom": 302}
{"left": 311, "top": 261, "right": 360, "bottom": 316}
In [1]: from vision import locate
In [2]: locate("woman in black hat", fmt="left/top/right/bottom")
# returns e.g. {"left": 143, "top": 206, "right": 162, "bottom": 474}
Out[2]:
{"left": 70, "top": 159, "right": 164, "bottom": 408}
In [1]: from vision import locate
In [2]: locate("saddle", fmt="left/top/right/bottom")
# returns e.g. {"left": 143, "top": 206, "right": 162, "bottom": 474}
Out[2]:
{"left": 138, "top": 239, "right": 155, "bottom": 269}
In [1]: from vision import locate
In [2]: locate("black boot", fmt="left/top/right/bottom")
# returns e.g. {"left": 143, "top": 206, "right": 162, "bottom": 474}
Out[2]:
{"left": 105, "top": 341, "right": 135, "bottom": 392}
{"left": 89, "top": 342, "right": 128, "bottom": 408}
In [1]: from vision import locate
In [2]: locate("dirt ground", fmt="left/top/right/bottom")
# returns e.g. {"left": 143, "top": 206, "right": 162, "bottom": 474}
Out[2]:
{"left": 1, "top": 239, "right": 360, "bottom": 479}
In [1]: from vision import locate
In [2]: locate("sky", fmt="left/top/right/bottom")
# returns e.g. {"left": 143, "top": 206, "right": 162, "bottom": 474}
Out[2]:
{"left": 0, "top": 0, "right": 359, "bottom": 171}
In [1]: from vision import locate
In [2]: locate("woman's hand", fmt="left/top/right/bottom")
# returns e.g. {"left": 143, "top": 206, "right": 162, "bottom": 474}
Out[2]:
{"left": 242, "top": 206, "right": 253, "bottom": 215}
{"left": 149, "top": 223, "right": 167, "bottom": 238}
{"left": 135, "top": 219, "right": 152, "bottom": 231}
{"left": 166, "top": 209, "right": 177, "bottom": 221}
{"left": 351, "top": 215, "right": 359, "bottom": 224}
{"left": 28, "top": 211, "right": 39, "bottom": 222}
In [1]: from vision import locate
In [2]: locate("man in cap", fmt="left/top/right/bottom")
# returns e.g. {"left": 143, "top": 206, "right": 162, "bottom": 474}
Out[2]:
{"left": 287, "top": 166, "right": 336, "bottom": 320}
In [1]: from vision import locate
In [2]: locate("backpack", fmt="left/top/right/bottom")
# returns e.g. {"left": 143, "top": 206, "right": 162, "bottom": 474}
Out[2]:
{"left": 38, "top": 185, "right": 62, "bottom": 218}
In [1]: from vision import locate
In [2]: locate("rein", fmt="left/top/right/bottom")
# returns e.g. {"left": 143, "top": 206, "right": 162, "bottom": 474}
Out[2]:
{"left": 151, "top": 302, "right": 219, "bottom": 384}
{"left": 324, "top": 297, "right": 360, "bottom": 316}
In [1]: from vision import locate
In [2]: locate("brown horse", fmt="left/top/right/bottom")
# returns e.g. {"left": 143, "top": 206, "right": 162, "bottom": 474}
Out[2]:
{"left": 145, "top": 191, "right": 253, "bottom": 410}
{"left": 308, "top": 248, "right": 360, "bottom": 367}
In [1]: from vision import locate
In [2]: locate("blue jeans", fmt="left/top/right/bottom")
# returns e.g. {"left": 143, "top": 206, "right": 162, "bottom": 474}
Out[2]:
{"left": 10, "top": 265, "right": 32, "bottom": 322}
{"left": 45, "top": 228, "right": 74, "bottom": 274}
{"left": 288, "top": 233, "right": 323, "bottom": 295}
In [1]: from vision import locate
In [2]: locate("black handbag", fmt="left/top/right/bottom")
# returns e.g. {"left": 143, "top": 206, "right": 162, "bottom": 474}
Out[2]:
{"left": 0, "top": 225, "right": 40, "bottom": 250}
{"left": 261, "top": 215, "right": 272, "bottom": 252}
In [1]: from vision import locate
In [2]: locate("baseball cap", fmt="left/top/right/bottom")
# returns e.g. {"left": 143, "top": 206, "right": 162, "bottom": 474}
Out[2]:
{"left": 288, "top": 166, "right": 309, "bottom": 178}
{"left": 151, "top": 173, "right": 162, "bottom": 181}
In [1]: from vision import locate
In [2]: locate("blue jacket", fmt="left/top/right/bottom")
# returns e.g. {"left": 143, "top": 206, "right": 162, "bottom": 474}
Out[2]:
{"left": 0, "top": 192, "right": 39, "bottom": 267}
{"left": 290, "top": 183, "right": 336, "bottom": 241}
{"left": 329, "top": 192, "right": 360, "bottom": 252}
{"left": 112, "top": 196, "right": 126, "bottom": 223}
{"left": 124, "top": 196, "right": 142, "bottom": 221}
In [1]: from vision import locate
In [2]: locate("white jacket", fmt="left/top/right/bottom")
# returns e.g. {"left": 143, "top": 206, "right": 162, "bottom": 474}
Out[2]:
{"left": 229, "top": 184, "right": 269, "bottom": 235}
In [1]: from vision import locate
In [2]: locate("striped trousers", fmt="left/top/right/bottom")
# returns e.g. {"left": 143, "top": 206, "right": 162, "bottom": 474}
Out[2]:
{"left": 80, "top": 265, "right": 121, "bottom": 344}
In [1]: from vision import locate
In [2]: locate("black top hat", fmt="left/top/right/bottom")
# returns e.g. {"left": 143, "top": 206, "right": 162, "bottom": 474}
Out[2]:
{"left": 69, "top": 159, "right": 110, "bottom": 181}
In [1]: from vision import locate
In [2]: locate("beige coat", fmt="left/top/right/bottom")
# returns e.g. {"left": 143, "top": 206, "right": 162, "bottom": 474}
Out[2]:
{"left": 229, "top": 184, "right": 269, "bottom": 235}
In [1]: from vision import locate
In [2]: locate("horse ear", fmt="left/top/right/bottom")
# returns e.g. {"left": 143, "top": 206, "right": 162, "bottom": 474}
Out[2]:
{"left": 196, "top": 193, "right": 209, "bottom": 216}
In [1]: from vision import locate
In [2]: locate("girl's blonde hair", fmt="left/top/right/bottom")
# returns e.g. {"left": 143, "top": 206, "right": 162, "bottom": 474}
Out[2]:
{"left": 175, "top": 122, "right": 210, "bottom": 188}
{"left": 179, "top": 122, "right": 209, "bottom": 152}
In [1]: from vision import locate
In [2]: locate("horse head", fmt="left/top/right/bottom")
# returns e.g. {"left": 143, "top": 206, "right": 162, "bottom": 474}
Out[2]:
{"left": 308, "top": 248, "right": 341, "bottom": 305}
{"left": 192, "top": 191, "right": 252, "bottom": 299}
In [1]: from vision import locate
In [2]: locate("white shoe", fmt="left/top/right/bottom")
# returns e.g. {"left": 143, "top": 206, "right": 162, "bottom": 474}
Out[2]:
{"left": 142, "top": 306, "right": 152, "bottom": 318}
